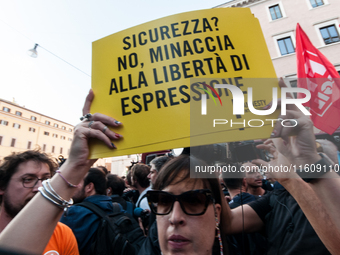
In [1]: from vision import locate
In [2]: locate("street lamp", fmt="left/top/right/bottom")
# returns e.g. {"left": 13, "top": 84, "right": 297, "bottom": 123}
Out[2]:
{"left": 28, "top": 44, "right": 39, "bottom": 58}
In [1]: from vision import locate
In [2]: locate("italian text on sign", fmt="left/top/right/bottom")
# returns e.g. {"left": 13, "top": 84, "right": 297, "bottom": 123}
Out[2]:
{"left": 89, "top": 8, "right": 277, "bottom": 158}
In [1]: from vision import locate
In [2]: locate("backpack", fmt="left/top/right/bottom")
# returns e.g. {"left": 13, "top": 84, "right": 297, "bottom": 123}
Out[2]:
{"left": 110, "top": 195, "right": 135, "bottom": 217}
{"left": 77, "top": 201, "right": 146, "bottom": 255}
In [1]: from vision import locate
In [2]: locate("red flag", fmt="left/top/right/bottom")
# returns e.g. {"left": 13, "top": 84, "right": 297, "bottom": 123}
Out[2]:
{"left": 296, "top": 23, "right": 340, "bottom": 134}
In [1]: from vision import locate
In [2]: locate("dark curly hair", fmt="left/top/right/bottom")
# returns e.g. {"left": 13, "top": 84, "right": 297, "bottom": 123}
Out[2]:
{"left": 0, "top": 150, "right": 58, "bottom": 203}
{"left": 131, "top": 163, "right": 150, "bottom": 188}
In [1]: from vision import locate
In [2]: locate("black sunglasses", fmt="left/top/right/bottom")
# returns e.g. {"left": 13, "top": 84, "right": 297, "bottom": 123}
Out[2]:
{"left": 146, "top": 189, "right": 214, "bottom": 216}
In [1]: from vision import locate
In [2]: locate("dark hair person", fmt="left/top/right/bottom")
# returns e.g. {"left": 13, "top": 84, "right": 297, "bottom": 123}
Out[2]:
{"left": 0, "top": 150, "right": 57, "bottom": 204}
{"left": 146, "top": 155, "right": 229, "bottom": 255}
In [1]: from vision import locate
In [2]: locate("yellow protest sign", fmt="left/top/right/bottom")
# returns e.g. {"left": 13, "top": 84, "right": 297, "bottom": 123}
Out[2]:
{"left": 90, "top": 8, "right": 278, "bottom": 158}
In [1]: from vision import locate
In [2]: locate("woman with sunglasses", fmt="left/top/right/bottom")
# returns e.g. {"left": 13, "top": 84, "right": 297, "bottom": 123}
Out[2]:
{"left": 146, "top": 155, "right": 229, "bottom": 255}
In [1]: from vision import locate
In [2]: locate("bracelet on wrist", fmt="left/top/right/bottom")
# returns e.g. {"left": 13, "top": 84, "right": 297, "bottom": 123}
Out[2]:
{"left": 38, "top": 179, "right": 73, "bottom": 212}
{"left": 56, "top": 170, "right": 80, "bottom": 188}
{"left": 298, "top": 153, "right": 334, "bottom": 183}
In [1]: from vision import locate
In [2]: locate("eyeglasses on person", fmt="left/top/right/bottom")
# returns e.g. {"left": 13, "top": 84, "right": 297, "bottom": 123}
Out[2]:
{"left": 146, "top": 189, "right": 214, "bottom": 216}
{"left": 21, "top": 176, "right": 50, "bottom": 188}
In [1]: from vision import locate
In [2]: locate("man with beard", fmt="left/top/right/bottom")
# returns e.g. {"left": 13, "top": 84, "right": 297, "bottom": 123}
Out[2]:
{"left": 244, "top": 162, "right": 266, "bottom": 197}
{"left": 0, "top": 150, "right": 78, "bottom": 254}
{"left": 60, "top": 168, "right": 123, "bottom": 255}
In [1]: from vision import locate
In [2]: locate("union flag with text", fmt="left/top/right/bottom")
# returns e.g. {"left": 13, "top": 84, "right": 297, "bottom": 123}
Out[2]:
{"left": 296, "top": 23, "right": 340, "bottom": 134}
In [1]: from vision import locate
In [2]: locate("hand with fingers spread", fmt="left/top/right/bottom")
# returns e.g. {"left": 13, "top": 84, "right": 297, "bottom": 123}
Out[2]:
{"left": 67, "top": 89, "right": 123, "bottom": 170}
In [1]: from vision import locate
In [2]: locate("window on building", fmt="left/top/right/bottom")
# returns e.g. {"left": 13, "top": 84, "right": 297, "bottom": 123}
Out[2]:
{"left": 29, "top": 127, "right": 36, "bottom": 132}
{"left": 45, "top": 121, "right": 50, "bottom": 125}
{"left": 320, "top": 25, "right": 340, "bottom": 45}
{"left": 54, "top": 123, "right": 58, "bottom": 128}
{"left": 62, "top": 126, "right": 66, "bottom": 130}
{"left": 27, "top": 141, "right": 32, "bottom": 149}
{"left": 13, "top": 123, "right": 21, "bottom": 129}
{"left": 31, "top": 116, "right": 37, "bottom": 121}
{"left": 52, "top": 134, "right": 58, "bottom": 138}
{"left": 277, "top": 37, "right": 295, "bottom": 55}
{"left": 0, "top": 136, "right": 2, "bottom": 145}
{"left": 60, "top": 147, "right": 63, "bottom": 154}
{"left": 15, "top": 111, "right": 22, "bottom": 116}
{"left": 269, "top": 4, "right": 283, "bottom": 20}
{"left": 44, "top": 131, "right": 49, "bottom": 136}
{"left": 68, "top": 138, "right": 72, "bottom": 142}
{"left": 310, "top": 0, "right": 324, "bottom": 8}
{"left": 43, "top": 144, "right": 46, "bottom": 152}
{"left": 69, "top": 128, "right": 73, "bottom": 132}
{"left": 0, "top": 120, "right": 9, "bottom": 126}
{"left": 52, "top": 146, "right": 55, "bottom": 153}
{"left": 3, "top": 107, "right": 10, "bottom": 113}
{"left": 11, "top": 138, "right": 16, "bottom": 147}
{"left": 61, "top": 136, "right": 65, "bottom": 140}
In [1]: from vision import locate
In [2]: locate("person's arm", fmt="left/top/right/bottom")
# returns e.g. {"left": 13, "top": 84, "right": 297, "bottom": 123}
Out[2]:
{"left": 252, "top": 129, "right": 340, "bottom": 253}
{"left": 308, "top": 171, "right": 340, "bottom": 233}
{"left": 250, "top": 78, "right": 340, "bottom": 253}
{"left": 228, "top": 204, "right": 264, "bottom": 234}
{"left": 223, "top": 193, "right": 265, "bottom": 235}
{"left": 0, "top": 90, "right": 122, "bottom": 254}
{"left": 253, "top": 138, "right": 340, "bottom": 254}
{"left": 280, "top": 176, "right": 340, "bottom": 254}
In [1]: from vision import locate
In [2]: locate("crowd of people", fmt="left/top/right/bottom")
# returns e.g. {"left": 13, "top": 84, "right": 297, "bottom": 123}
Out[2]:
{"left": 0, "top": 79, "right": 340, "bottom": 255}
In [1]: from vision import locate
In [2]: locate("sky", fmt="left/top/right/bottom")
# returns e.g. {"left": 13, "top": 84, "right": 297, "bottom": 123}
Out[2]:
{"left": 0, "top": 0, "right": 232, "bottom": 126}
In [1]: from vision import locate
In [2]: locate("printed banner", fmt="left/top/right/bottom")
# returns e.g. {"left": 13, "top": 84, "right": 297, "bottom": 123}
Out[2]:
{"left": 90, "top": 8, "right": 278, "bottom": 158}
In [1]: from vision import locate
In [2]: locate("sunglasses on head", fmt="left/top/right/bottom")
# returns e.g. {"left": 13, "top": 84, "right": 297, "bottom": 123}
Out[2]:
{"left": 146, "top": 189, "right": 214, "bottom": 216}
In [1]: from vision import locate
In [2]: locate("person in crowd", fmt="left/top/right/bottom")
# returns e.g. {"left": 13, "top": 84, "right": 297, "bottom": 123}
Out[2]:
{"left": 60, "top": 168, "right": 121, "bottom": 255}
{"left": 2, "top": 84, "right": 340, "bottom": 254}
{"left": 0, "top": 150, "right": 79, "bottom": 254}
{"left": 131, "top": 163, "right": 151, "bottom": 210}
{"left": 147, "top": 155, "right": 172, "bottom": 188}
{"left": 224, "top": 169, "right": 267, "bottom": 255}
{"left": 224, "top": 79, "right": 340, "bottom": 254}
{"left": 0, "top": 90, "right": 123, "bottom": 254}
{"left": 97, "top": 165, "right": 109, "bottom": 175}
{"left": 224, "top": 170, "right": 256, "bottom": 208}
{"left": 126, "top": 169, "right": 133, "bottom": 186}
{"left": 107, "top": 173, "right": 135, "bottom": 216}
{"left": 122, "top": 169, "right": 139, "bottom": 204}
{"left": 138, "top": 155, "right": 173, "bottom": 255}
{"left": 248, "top": 137, "right": 339, "bottom": 254}
{"left": 243, "top": 163, "right": 266, "bottom": 197}
{"left": 146, "top": 155, "right": 229, "bottom": 255}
